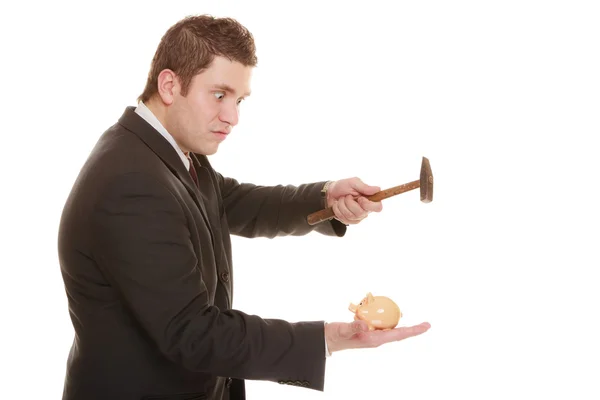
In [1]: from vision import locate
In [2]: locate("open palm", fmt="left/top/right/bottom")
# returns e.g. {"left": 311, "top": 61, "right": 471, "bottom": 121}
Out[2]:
{"left": 325, "top": 320, "right": 431, "bottom": 353}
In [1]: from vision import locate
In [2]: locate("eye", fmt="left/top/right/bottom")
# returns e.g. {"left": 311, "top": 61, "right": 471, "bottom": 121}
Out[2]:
{"left": 214, "top": 91, "right": 225, "bottom": 100}
{"left": 236, "top": 98, "right": 244, "bottom": 105}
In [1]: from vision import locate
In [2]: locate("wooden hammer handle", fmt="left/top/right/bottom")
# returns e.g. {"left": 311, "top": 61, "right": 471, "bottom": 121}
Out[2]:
{"left": 306, "top": 179, "right": 420, "bottom": 225}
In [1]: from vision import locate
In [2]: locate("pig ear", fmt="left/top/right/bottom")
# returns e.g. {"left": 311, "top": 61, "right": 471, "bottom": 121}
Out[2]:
{"left": 367, "top": 292, "right": 375, "bottom": 302}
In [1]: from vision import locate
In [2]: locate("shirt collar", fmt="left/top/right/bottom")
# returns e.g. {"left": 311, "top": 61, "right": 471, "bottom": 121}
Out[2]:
{"left": 134, "top": 101, "right": 190, "bottom": 170}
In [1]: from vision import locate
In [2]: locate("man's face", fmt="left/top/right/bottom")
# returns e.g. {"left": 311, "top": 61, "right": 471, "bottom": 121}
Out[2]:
{"left": 165, "top": 56, "right": 253, "bottom": 155}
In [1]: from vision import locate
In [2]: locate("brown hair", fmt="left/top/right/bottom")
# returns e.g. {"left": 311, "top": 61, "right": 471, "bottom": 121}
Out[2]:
{"left": 138, "top": 14, "right": 257, "bottom": 102}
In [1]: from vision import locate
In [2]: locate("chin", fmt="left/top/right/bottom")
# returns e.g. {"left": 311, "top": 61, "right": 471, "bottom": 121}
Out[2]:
{"left": 193, "top": 145, "right": 219, "bottom": 156}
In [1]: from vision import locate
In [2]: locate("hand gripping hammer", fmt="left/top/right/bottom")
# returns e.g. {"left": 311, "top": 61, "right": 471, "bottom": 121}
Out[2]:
{"left": 307, "top": 156, "right": 434, "bottom": 225}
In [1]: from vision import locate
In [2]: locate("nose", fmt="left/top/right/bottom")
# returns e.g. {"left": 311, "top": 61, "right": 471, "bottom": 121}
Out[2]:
{"left": 219, "top": 102, "right": 239, "bottom": 127}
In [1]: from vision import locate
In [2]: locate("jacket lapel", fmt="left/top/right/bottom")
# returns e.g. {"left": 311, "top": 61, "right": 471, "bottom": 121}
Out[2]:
{"left": 193, "top": 154, "right": 234, "bottom": 305}
{"left": 191, "top": 154, "right": 223, "bottom": 237}
{"left": 117, "top": 107, "right": 214, "bottom": 246}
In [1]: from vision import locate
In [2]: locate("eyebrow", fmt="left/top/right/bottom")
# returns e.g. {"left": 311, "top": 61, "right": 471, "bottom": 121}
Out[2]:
{"left": 213, "top": 83, "right": 251, "bottom": 97}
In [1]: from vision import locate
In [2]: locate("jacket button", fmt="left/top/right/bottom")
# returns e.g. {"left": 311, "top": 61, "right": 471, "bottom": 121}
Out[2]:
{"left": 221, "top": 271, "right": 229, "bottom": 282}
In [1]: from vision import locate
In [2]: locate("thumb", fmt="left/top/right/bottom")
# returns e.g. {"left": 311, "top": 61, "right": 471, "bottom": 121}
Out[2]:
{"left": 339, "top": 320, "right": 369, "bottom": 339}
{"left": 350, "top": 178, "right": 380, "bottom": 196}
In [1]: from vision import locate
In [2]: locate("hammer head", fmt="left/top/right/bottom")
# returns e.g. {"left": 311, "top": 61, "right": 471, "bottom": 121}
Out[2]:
{"left": 420, "top": 157, "right": 433, "bottom": 202}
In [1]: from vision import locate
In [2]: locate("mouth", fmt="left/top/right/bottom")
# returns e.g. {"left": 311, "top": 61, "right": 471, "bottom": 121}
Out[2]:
{"left": 212, "top": 130, "right": 229, "bottom": 140}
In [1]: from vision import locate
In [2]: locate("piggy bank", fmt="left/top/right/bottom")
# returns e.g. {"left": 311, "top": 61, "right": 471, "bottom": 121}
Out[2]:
{"left": 349, "top": 292, "right": 402, "bottom": 331}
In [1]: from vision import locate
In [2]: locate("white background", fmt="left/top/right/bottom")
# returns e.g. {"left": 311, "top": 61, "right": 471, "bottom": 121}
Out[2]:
{"left": 1, "top": 1, "right": 599, "bottom": 399}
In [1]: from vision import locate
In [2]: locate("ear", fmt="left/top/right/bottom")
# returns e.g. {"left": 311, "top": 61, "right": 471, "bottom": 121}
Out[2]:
{"left": 367, "top": 292, "right": 375, "bottom": 303}
{"left": 156, "top": 69, "right": 178, "bottom": 105}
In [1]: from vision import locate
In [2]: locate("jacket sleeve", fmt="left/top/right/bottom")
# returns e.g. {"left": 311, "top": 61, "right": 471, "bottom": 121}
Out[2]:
{"left": 216, "top": 173, "right": 347, "bottom": 239}
{"left": 90, "top": 172, "right": 327, "bottom": 390}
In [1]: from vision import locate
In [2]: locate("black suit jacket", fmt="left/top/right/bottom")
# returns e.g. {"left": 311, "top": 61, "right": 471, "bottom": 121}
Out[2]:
{"left": 57, "top": 107, "right": 346, "bottom": 400}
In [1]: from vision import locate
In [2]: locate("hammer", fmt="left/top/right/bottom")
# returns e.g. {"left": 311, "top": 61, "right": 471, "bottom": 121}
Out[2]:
{"left": 306, "top": 156, "right": 434, "bottom": 225}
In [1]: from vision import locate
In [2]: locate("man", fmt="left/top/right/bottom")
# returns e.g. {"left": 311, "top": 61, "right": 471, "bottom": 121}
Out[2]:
{"left": 58, "top": 14, "right": 431, "bottom": 400}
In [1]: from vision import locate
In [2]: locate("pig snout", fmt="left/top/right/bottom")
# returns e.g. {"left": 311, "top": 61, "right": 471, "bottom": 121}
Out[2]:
{"left": 348, "top": 303, "right": 358, "bottom": 312}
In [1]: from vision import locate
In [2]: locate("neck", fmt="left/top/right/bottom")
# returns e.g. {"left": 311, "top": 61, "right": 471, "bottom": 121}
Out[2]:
{"left": 144, "top": 97, "right": 190, "bottom": 154}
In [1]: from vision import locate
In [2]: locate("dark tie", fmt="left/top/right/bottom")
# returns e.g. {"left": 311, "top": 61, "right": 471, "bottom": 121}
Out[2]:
{"left": 188, "top": 156, "right": 199, "bottom": 187}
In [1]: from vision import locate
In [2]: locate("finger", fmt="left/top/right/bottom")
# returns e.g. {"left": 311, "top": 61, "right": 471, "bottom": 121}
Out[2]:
{"left": 358, "top": 197, "right": 383, "bottom": 213}
{"left": 369, "top": 323, "right": 432, "bottom": 346}
{"left": 343, "top": 195, "right": 369, "bottom": 220}
{"left": 344, "top": 195, "right": 367, "bottom": 223}
{"left": 332, "top": 201, "right": 349, "bottom": 225}
{"left": 333, "top": 201, "right": 355, "bottom": 225}
{"left": 335, "top": 196, "right": 360, "bottom": 224}
{"left": 392, "top": 323, "right": 431, "bottom": 339}
{"left": 350, "top": 178, "right": 381, "bottom": 196}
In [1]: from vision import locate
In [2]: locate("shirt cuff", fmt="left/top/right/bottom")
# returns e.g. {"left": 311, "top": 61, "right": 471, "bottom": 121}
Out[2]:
{"left": 324, "top": 321, "right": 332, "bottom": 357}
